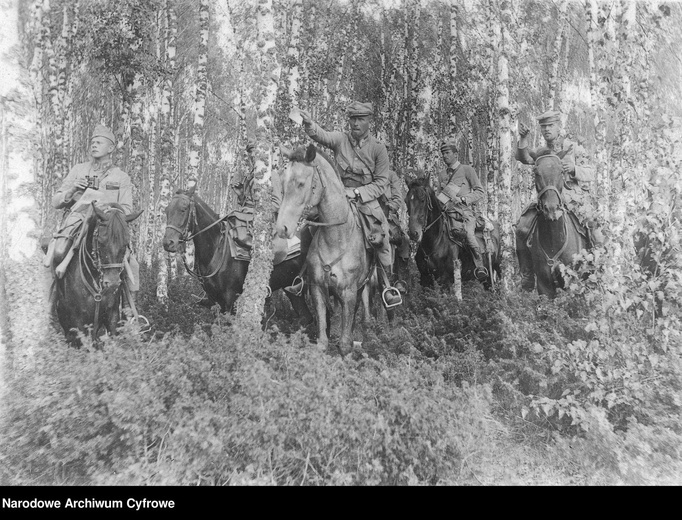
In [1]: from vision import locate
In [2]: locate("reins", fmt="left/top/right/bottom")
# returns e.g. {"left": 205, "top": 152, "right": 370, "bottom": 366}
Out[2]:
{"left": 532, "top": 154, "right": 571, "bottom": 268}
{"left": 77, "top": 210, "right": 127, "bottom": 339}
{"left": 166, "top": 192, "right": 230, "bottom": 283}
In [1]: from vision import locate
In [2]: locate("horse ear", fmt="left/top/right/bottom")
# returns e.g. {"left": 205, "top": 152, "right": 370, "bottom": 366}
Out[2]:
{"left": 187, "top": 182, "right": 197, "bottom": 196}
{"left": 125, "top": 209, "right": 144, "bottom": 223}
{"left": 92, "top": 201, "right": 107, "bottom": 221}
{"left": 305, "top": 144, "right": 317, "bottom": 163}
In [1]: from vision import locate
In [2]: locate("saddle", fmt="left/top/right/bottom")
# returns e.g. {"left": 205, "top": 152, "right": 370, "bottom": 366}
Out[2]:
{"left": 225, "top": 205, "right": 301, "bottom": 265}
{"left": 351, "top": 203, "right": 385, "bottom": 250}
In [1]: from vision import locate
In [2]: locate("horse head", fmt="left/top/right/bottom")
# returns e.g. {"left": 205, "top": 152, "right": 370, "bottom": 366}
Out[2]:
{"left": 276, "top": 144, "right": 321, "bottom": 239}
{"left": 406, "top": 176, "right": 435, "bottom": 243}
{"left": 91, "top": 202, "right": 142, "bottom": 289}
{"left": 163, "top": 185, "right": 197, "bottom": 253}
{"left": 535, "top": 149, "right": 569, "bottom": 221}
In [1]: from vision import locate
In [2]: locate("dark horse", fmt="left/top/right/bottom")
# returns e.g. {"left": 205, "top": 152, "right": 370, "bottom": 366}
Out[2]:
{"left": 406, "top": 176, "right": 501, "bottom": 290}
{"left": 53, "top": 202, "right": 143, "bottom": 345}
{"left": 516, "top": 151, "right": 591, "bottom": 297}
{"left": 276, "top": 145, "right": 384, "bottom": 355}
{"left": 162, "top": 185, "right": 313, "bottom": 326}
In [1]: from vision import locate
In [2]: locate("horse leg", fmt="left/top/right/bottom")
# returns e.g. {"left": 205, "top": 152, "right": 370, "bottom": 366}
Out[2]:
{"left": 535, "top": 267, "right": 556, "bottom": 298}
{"left": 338, "top": 287, "right": 358, "bottom": 356}
{"left": 284, "top": 292, "right": 314, "bottom": 328}
{"left": 310, "top": 285, "right": 329, "bottom": 352}
{"left": 516, "top": 233, "right": 536, "bottom": 292}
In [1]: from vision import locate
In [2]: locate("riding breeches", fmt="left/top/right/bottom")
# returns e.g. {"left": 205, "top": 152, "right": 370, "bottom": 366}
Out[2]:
{"left": 447, "top": 212, "right": 483, "bottom": 262}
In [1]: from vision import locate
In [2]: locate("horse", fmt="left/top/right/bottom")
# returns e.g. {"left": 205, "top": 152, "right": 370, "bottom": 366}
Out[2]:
{"left": 275, "top": 144, "right": 385, "bottom": 355}
{"left": 405, "top": 176, "right": 501, "bottom": 290}
{"left": 53, "top": 202, "right": 143, "bottom": 345}
{"left": 516, "top": 151, "right": 592, "bottom": 297}
{"left": 162, "top": 185, "right": 314, "bottom": 328}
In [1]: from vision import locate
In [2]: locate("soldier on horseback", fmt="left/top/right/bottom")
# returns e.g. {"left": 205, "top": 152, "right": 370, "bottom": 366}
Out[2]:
{"left": 515, "top": 109, "right": 604, "bottom": 291}
{"left": 435, "top": 139, "right": 489, "bottom": 281}
{"left": 380, "top": 168, "right": 409, "bottom": 292}
{"left": 44, "top": 124, "right": 145, "bottom": 324}
{"left": 295, "top": 101, "right": 402, "bottom": 307}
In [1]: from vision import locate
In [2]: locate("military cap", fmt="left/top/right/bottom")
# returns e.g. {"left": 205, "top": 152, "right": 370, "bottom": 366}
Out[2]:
{"left": 91, "top": 124, "right": 116, "bottom": 145}
{"left": 246, "top": 140, "right": 256, "bottom": 153}
{"left": 346, "top": 101, "right": 373, "bottom": 118}
{"left": 440, "top": 139, "right": 458, "bottom": 153}
{"left": 536, "top": 110, "right": 561, "bottom": 125}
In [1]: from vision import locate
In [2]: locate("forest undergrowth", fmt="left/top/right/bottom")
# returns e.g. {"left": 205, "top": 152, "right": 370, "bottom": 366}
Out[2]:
{"left": 1, "top": 242, "right": 680, "bottom": 486}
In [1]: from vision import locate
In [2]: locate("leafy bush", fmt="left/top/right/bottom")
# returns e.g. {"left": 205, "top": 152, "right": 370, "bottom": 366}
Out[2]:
{"left": 0, "top": 320, "right": 493, "bottom": 485}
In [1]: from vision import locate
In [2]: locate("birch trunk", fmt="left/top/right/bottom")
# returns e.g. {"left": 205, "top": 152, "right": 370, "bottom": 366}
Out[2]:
{"left": 496, "top": 0, "right": 514, "bottom": 288}
{"left": 235, "top": 0, "right": 280, "bottom": 329}
{"left": 547, "top": 0, "right": 568, "bottom": 110}
{"left": 187, "top": 0, "right": 209, "bottom": 182}
{"left": 156, "top": 0, "right": 177, "bottom": 304}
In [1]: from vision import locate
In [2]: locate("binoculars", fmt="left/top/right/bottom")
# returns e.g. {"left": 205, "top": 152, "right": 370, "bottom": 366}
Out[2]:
{"left": 84, "top": 175, "right": 100, "bottom": 190}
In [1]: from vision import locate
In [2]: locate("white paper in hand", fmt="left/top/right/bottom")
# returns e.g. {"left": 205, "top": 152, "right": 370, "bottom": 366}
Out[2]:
{"left": 288, "top": 108, "right": 303, "bottom": 125}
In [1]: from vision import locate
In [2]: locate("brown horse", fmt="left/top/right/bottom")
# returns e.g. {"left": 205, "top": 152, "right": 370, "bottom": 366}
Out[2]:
{"left": 517, "top": 152, "right": 592, "bottom": 297}
{"left": 406, "top": 176, "right": 501, "bottom": 290}
{"left": 162, "top": 186, "right": 314, "bottom": 327}
{"left": 276, "top": 144, "right": 378, "bottom": 355}
{"left": 53, "top": 202, "right": 143, "bottom": 345}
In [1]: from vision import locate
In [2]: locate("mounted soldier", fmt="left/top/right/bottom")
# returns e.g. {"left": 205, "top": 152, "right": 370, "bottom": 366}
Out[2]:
{"left": 295, "top": 101, "right": 402, "bottom": 307}
{"left": 435, "top": 139, "right": 489, "bottom": 281}
{"left": 380, "top": 168, "right": 409, "bottom": 292}
{"left": 44, "top": 124, "right": 145, "bottom": 323}
{"left": 515, "top": 109, "right": 604, "bottom": 291}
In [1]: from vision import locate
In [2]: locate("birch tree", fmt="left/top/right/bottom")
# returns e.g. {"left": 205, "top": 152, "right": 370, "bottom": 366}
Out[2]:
{"left": 187, "top": 0, "right": 209, "bottom": 182}
{"left": 235, "top": 0, "right": 280, "bottom": 329}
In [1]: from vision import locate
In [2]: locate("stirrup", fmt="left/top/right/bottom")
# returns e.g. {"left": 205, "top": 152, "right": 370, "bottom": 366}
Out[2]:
{"left": 130, "top": 314, "right": 151, "bottom": 333}
{"left": 382, "top": 286, "right": 403, "bottom": 309}
{"left": 284, "top": 275, "right": 305, "bottom": 296}
{"left": 474, "top": 266, "right": 489, "bottom": 281}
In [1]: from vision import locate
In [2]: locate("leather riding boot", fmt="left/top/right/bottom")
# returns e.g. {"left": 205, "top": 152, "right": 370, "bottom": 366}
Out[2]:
{"left": 284, "top": 277, "right": 305, "bottom": 296}
{"left": 47, "top": 283, "right": 60, "bottom": 331}
{"left": 466, "top": 227, "right": 488, "bottom": 281}
{"left": 586, "top": 220, "right": 605, "bottom": 247}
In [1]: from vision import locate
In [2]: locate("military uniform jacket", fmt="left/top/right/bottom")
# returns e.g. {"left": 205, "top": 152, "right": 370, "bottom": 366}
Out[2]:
{"left": 516, "top": 136, "right": 594, "bottom": 206}
{"left": 516, "top": 137, "right": 594, "bottom": 182}
{"left": 305, "top": 122, "right": 389, "bottom": 222}
{"left": 52, "top": 160, "right": 133, "bottom": 214}
{"left": 436, "top": 162, "right": 485, "bottom": 215}
{"left": 382, "top": 170, "right": 404, "bottom": 214}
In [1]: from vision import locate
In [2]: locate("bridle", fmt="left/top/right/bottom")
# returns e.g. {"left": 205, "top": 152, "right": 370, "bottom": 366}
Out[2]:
{"left": 535, "top": 154, "right": 566, "bottom": 218}
{"left": 79, "top": 209, "right": 127, "bottom": 339}
{"left": 294, "top": 159, "right": 348, "bottom": 231}
{"left": 532, "top": 154, "right": 570, "bottom": 268}
{"left": 165, "top": 191, "right": 230, "bottom": 282}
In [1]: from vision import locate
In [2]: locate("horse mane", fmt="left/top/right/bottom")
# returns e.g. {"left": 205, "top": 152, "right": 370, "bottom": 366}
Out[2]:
{"left": 175, "top": 187, "right": 220, "bottom": 220}
{"left": 289, "top": 145, "right": 343, "bottom": 181}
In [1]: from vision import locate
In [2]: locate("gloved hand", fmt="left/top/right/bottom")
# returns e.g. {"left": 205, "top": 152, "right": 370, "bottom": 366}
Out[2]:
{"left": 298, "top": 109, "right": 313, "bottom": 125}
